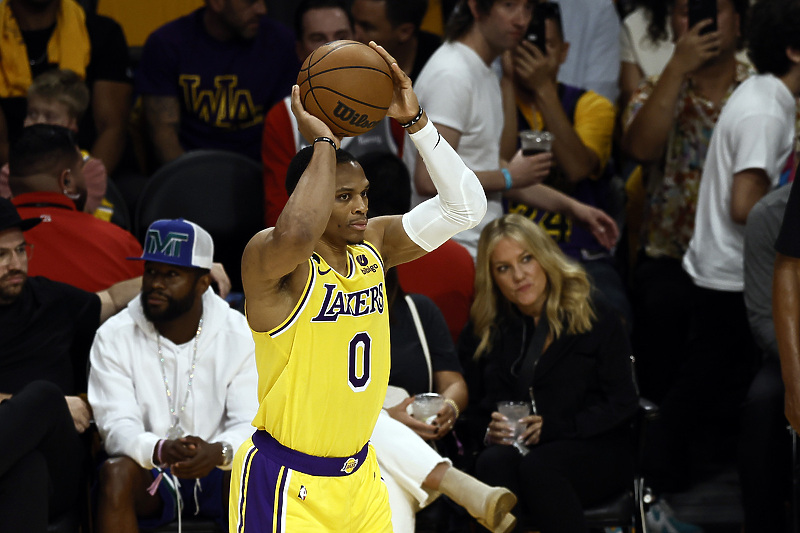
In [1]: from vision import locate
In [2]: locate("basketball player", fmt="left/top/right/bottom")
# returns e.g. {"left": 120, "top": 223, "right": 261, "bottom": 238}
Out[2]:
{"left": 230, "top": 42, "right": 489, "bottom": 532}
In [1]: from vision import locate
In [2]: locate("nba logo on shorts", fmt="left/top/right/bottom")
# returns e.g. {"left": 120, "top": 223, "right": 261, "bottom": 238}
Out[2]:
{"left": 341, "top": 457, "right": 359, "bottom": 474}
{"left": 298, "top": 485, "right": 307, "bottom": 501}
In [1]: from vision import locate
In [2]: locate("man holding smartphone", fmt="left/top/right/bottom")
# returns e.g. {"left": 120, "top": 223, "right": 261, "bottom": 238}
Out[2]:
{"left": 405, "top": 0, "right": 619, "bottom": 262}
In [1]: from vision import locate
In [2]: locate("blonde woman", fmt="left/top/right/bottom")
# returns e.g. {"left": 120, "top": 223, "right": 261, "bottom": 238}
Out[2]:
{"left": 459, "top": 213, "right": 638, "bottom": 533}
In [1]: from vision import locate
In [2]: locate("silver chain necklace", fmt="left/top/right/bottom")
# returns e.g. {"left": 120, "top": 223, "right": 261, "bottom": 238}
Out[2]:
{"left": 157, "top": 317, "right": 203, "bottom": 440}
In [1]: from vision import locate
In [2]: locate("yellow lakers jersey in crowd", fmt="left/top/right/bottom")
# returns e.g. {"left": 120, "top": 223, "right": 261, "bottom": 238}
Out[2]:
{"left": 250, "top": 242, "right": 390, "bottom": 457}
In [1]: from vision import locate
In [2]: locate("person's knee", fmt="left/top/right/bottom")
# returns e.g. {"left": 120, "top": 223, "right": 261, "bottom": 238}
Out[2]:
{"left": 4, "top": 452, "right": 48, "bottom": 495}
{"left": 98, "top": 456, "right": 147, "bottom": 505}
{"left": 474, "top": 446, "right": 518, "bottom": 481}
{"left": 21, "top": 380, "right": 63, "bottom": 409}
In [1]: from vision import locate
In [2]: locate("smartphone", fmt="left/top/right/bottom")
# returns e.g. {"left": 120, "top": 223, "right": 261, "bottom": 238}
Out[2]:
{"left": 688, "top": 0, "right": 717, "bottom": 35}
{"left": 525, "top": 5, "right": 547, "bottom": 54}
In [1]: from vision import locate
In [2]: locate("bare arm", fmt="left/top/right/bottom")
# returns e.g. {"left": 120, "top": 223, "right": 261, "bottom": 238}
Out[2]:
{"left": 506, "top": 184, "right": 619, "bottom": 249}
{"left": 619, "top": 61, "right": 644, "bottom": 112}
{"left": 731, "top": 168, "right": 770, "bottom": 225}
{"left": 435, "top": 370, "right": 468, "bottom": 414}
{"left": 622, "top": 21, "right": 720, "bottom": 163}
{"left": 97, "top": 276, "right": 142, "bottom": 323}
{"left": 143, "top": 95, "right": 185, "bottom": 166}
{"left": 500, "top": 52, "right": 519, "bottom": 162}
{"left": 89, "top": 80, "right": 132, "bottom": 175}
{"left": 241, "top": 86, "right": 338, "bottom": 332}
{"left": 774, "top": 252, "right": 800, "bottom": 431}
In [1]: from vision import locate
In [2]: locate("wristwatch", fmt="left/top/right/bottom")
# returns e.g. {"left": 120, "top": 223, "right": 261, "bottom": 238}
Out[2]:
{"left": 221, "top": 442, "right": 233, "bottom": 467}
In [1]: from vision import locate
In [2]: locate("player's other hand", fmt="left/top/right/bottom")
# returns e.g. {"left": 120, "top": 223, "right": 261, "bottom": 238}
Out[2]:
{"left": 290, "top": 85, "right": 340, "bottom": 148}
{"left": 368, "top": 41, "right": 425, "bottom": 128}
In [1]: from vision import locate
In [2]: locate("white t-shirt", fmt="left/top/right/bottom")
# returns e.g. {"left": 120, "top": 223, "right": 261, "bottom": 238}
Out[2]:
{"left": 619, "top": 7, "right": 673, "bottom": 79}
{"left": 405, "top": 41, "right": 503, "bottom": 259}
{"left": 683, "top": 74, "right": 796, "bottom": 291}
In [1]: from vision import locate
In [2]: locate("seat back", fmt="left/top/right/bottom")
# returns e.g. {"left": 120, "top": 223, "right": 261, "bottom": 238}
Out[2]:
{"left": 135, "top": 150, "right": 263, "bottom": 292}
{"left": 582, "top": 355, "right": 659, "bottom": 533}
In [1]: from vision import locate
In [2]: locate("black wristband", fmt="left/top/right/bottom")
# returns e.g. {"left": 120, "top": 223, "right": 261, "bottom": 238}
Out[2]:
{"left": 313, "top": 136, "right": 337, "bottom": 150}
{"left": 400, "top": 106, "right": 424, "bottom": 129}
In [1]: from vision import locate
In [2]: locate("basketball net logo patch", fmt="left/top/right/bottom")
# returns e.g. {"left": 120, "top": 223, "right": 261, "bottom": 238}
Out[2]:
{"left": 298, "top": 485, "right": 307, "bottom": 501}
{"left": 341, "top": 457, "right": 359, "bottom": 474}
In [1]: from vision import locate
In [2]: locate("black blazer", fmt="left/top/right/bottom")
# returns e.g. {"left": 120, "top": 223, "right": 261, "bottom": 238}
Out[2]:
{"left": 460, "top": 297, "right": 638, "bottom": 444}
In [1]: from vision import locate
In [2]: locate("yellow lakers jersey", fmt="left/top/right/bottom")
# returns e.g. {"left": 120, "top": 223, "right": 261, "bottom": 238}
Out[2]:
{"left": 250, "top": 242, "right": 390, "bottom": 457}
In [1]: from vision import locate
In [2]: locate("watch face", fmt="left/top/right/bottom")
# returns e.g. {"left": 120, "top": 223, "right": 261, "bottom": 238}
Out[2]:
{"left": 222, "top": 443, "right": 234, "bottom": 465}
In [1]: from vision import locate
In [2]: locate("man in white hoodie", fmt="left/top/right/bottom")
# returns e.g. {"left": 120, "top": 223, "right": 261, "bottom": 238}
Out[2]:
{"left": 88, "top": 218, "right": 257, "bottom": 533}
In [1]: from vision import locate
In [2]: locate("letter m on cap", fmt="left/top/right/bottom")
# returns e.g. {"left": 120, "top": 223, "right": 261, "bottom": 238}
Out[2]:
{"left": 146, "top": 230, "right": 189, "bottom": 258}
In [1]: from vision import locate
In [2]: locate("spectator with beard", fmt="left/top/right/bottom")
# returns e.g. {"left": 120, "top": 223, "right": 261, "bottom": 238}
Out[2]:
{"left": 88, "top": 218, "right": 257, "bottom": 532}
{"left": 8, "top": 124, "right": 143, "bottom": 292}
{"left": 0, "top": 198, "right": 142, "bottom": 531}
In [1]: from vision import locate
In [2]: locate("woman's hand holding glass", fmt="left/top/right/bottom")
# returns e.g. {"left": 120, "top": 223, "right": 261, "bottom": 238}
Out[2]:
{"left": 384, "top": 396, "right": 453, "bottom": 441}
{"left": 487, "top": 411, "right": 543, "bottom": 447}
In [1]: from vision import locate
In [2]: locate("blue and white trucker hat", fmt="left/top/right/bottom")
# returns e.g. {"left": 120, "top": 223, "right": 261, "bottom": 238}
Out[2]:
{"left": 129, "top": 218, "right": 214, "bottom": 269}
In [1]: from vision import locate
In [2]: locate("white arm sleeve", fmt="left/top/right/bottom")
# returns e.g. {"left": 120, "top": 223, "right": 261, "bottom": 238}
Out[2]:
{"left": 402, "top": 121, "right": 487, "bottom": 252}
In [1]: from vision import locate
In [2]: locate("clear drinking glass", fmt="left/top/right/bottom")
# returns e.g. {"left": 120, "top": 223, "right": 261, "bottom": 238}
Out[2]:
{"left": 519, "top": 130, "right": 554, "bottom": 155}
{"left": 412, "top": 393, "right": 445, "bottom": 424}
{"left": 497, "top": 400, "right": 532, "bottom": 456}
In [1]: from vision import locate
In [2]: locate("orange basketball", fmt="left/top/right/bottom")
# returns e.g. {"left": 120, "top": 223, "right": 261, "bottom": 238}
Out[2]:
{"left": 297, "top": 40, "right": 394, "bottom": 138}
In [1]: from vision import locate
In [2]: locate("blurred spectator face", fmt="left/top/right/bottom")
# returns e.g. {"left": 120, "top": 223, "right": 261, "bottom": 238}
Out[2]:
{"left": 671, "top": 0, "right": 740, "bottom": 60}
{"left": 474, "top": 0, "right": 533, "bottom": 57}
{"left": 0, "top": 228, "right": 28, "bottom": 305}
{"left": 543, "top": 18, "right": 569, "bottom": 71}
{"left": 218, "top": 0, "right": 267, "bottom": 40}
{"left": 297, "top": 6, "right": 354, "bottom": 60}
{"left": 24, "top": 96, "right": 78, "bottom": 132}
{"left": 352, "top": 0, "right": 400, "bottom": 55}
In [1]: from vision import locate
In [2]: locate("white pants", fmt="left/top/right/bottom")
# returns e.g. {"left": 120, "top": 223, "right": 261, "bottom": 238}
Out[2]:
{"left": 371, "top": 409, "right": 451, "bottom": 533}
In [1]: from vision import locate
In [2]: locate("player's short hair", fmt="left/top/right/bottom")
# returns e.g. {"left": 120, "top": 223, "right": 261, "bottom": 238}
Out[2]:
{"left": 357, "top": 152, "right": 410, "bottom": 217}
{"left": 8, "top": 124, "right": 79, "bottom": 178}
{"left": 285, "top": 145, "right": 359, "bottom": 195}
{"left": 445, "top": 0, "right": 496, "bottom": 41}
{"left": 293, "top": 0, "right": 354, "bottom": 37}
{"left": 747, "top": 0, "right": 800, "bottom": 75}
{"left": 27, "top": 69, "right": 90, "bottom": 120}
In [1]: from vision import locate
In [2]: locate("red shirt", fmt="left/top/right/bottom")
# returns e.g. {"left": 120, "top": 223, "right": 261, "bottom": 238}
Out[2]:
{"left": 396, "top": 240, "right": 475, "bottom": 344}
{"left": 13, "top": 192, "right": 143, "bottom": 292}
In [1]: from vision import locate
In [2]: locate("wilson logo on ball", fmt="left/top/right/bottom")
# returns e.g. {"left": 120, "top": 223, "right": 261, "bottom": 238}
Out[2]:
{"left": 333, "top": 101, "right": 379, "bottom": 130}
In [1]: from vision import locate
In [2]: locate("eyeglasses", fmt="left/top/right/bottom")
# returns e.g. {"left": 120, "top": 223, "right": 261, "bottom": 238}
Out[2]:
{"left": 0, "top": 242, "right": 34, "bottom": 267}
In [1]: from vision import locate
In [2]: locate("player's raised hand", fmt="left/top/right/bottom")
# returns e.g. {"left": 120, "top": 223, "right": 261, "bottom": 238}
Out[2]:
{"left": 368, "top": 41, "right": 423, "bottom": 126}
{"left": 289, "top": 84, "right": 340, "bottom": 147}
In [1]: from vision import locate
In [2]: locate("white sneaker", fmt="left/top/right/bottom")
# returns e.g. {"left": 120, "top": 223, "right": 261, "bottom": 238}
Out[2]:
{"left": 645, "top": 499, "right": 703, "bottom": 533}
